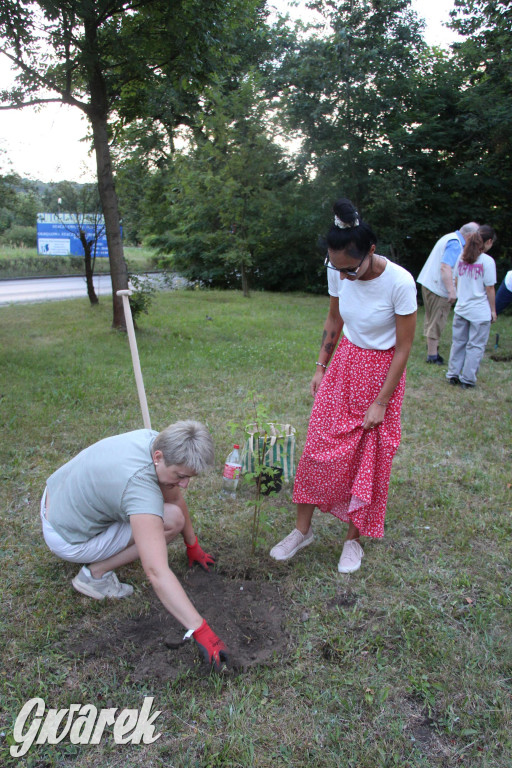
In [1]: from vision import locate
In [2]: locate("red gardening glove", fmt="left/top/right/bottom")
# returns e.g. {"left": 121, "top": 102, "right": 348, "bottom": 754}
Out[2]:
{"left": 192, "top": 620, "right": 229, "bottom": 671}
{"left": 185, "top": 536, "right": 215, "bottom": 571}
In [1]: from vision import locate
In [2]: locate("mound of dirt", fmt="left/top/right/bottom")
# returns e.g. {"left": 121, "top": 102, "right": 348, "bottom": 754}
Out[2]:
{"left": 69, "top": 568, "right": 290, "bottom": 679}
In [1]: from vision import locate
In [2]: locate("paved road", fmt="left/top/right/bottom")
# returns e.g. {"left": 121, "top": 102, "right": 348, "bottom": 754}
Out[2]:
{"left": 0, "top": 273, "right": 183, "bottom": 306}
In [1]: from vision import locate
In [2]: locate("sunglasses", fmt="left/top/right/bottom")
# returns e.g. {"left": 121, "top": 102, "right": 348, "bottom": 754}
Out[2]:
{"left": 324, "top": 253, "right": 368, "bottom": 277}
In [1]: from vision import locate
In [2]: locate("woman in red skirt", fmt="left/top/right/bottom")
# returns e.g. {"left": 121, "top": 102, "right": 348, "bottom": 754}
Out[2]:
{"left": 270, "top": 198, "right": 417, "bottom": 573}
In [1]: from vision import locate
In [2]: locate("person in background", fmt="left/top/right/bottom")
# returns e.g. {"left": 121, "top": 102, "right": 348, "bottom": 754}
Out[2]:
{"left": 270, "top": 197, "right": 417, "bottom": 574}
{"left": 41, "top": 420, "right": 228, "bottom": 671}
{"left": 417, "top": 221, "right": 479, "bottom": 364}
{"left": 446, "top": 225, "right": 497, "bottom": 389}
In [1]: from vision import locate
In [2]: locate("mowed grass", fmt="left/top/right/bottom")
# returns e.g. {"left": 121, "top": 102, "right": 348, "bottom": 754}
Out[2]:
{"left": 0, "top": 288, "right": 511, "bottom": 768}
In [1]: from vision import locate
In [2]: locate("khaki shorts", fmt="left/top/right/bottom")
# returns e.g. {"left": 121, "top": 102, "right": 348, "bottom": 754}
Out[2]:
{"left": 422, "top": 286, "right": 451, "bottom": 341}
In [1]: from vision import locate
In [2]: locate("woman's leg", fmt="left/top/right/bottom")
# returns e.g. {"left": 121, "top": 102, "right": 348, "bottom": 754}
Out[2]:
{"left": 345, "top": 520, "right": 361, "bottom": 541}
{"left": 296, "top": 503, "right": 315, "bottom": 534}
{"left": 71, "top": 502, "right": 186, "bottom": 599}
{"left": 460, "top": 321, "right": 491, "bottom": 385}
{"left": 338, "top": 521, "right": 364, "bottom": 573}
{"left": 270, "top": 503, "right": 315, "bottom": 561}
{"left": 299, "top": 506, "right": 360, "bottom": 540}
{"left": 447, "top": 314, "right": 469, "bottom": 379}
{"left": 89, "top": 502, "right": 185, "bottom": 578}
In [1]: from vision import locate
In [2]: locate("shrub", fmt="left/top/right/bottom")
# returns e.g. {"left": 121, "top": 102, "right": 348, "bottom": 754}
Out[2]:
{"left": 128, "top": 273, "right": 156, "bottom": 320}
{"left": 0, "top": 225, "right": 37, "bottom": 248}
{"left": 150, "top": 253, "right": 174, "bottom": 270}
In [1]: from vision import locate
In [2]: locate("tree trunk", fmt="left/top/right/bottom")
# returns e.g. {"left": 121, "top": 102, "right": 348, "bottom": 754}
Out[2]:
{"left": 90, "top": 115, "right": 128, "bottom": 327}
{"left": 241, "top": 260, "right": 250, "bottom": 298}
{"left": 79, "top": 231, "right": 99, "bottom": 305}
{"left": 83, "top": 12, "right": 128, "bottom": 328}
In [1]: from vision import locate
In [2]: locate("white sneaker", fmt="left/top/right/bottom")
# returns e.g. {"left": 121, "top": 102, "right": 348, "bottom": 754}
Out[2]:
{"left": 270, "top": 528, "right": 314, "bottom": 561}
{"left": 337, "top": 540, "right": 364, "bottom": 574}
{"left": 72, "top": 566, "right": 134, "bottom": 600}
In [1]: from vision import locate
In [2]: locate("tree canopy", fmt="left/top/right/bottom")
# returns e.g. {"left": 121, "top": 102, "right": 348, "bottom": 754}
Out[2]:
{"left": 1, "top": 0, "right": 511, "bottom": 299}
{"left": 0, "top": 0, "right": 268, "bottom": 323}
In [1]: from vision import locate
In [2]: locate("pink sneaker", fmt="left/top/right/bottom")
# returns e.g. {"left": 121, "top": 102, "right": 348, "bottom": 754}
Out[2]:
{"left": 269, "top": 528, "right": 314, "bottom": 561}
{"left": 337, "top": 540, "right": 364, "bottom": 574}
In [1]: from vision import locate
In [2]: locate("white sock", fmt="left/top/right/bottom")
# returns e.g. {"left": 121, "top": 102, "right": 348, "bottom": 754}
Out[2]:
{"left": 82, "top": 565, "right": 105, "bottom": 580}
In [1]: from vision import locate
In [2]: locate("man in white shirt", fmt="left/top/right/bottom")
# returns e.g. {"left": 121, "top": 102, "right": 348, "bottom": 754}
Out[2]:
{"left": 417, "top": 222, "right": 479, "bottom": 363}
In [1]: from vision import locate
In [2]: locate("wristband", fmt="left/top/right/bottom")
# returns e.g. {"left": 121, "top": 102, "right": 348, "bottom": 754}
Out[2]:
{"left": 315, "top": 362, "right": 327, "bottom": 369}
{"left": 183, "top": 628, "right": 195, "bottom": 640}
{"left": 375, "top": 401, "right": 388, "bottom": 407}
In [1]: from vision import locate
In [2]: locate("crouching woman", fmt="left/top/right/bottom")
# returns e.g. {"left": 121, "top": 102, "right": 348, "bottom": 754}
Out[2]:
{"left": 41, "top": 420, "right": 228, "bottom": 670}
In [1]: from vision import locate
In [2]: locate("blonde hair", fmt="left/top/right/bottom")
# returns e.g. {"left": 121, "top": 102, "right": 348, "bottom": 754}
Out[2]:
{"left": 152, "top": 420, "right": 214, "bottom": 473}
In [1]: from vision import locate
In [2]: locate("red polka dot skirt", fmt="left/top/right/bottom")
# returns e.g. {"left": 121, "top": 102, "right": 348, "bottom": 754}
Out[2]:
{"left": 292, "top": 336, "right": 406, "bottom": 538}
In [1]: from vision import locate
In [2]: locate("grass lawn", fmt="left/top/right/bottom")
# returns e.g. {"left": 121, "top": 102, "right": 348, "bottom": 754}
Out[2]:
{"left": 0, "top": 288, "right": 511, "bottom": 767}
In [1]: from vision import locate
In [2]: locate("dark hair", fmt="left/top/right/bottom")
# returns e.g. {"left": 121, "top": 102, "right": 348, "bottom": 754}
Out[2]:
{"left": 462, "top": 224, "right": 496, "bottom": 265}
{"left": 326, "top": 198, "right": 377, "bottom": 261}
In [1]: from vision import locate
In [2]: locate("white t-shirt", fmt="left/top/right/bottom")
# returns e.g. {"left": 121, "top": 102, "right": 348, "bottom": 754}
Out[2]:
{"left": 505, "top": 271, "right": 512, "bottom": 291}
{"left": 46, "top": 429, "right": 163, "bottom": 544}
{"left": 454, "top": 253, "right": 497, "bottom": 323}
{"left": 328, "top": 258, "right": 417, "bottom": 350}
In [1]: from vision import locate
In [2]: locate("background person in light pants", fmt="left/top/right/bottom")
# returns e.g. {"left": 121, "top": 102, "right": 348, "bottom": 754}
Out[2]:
{"left": 417, "top": 221, "right": 479, "bottom": 364}
{"left": 446, "top": 225, "right": 497, "bottom": 389}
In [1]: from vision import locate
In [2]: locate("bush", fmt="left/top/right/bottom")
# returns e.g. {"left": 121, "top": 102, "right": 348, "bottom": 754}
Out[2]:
{"left": 128, "top": 273, "right": 156, "bottom": 320}
{"left": 0, "top": 225, "right": 37, "bottom": 248}
{"left": 150, "top": 253, "right": 174, "bottom": 270}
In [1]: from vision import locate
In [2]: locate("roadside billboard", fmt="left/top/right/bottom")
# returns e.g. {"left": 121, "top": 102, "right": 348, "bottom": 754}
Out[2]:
{"left": 36, "top": 213, "right": 112, "bottom": 258}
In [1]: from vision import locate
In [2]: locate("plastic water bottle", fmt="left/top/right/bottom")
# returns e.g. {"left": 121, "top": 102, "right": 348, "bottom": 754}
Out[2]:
{"left": 222, "top": 445, "right": 242, "bottom": 496}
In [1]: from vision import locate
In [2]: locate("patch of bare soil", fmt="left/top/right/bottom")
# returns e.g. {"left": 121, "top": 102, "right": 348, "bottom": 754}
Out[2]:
{"left": 68, "top": 568, "right": 290, "bottom": 679}
{"left": 325, "top": 590, "right": 358, "bottom": 610}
